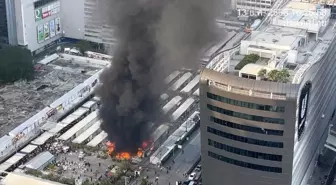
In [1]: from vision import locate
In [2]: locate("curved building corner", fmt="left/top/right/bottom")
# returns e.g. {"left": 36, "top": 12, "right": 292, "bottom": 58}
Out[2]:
{"left": 200, "top": 68, "right": 303, "bottom": 185}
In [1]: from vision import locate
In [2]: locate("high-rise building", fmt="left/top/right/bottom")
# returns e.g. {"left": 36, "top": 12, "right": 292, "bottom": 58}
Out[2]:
{"left": 200, "top": 1, "right": 336, "bottom": 185}
{"left": 231, "top": 0, "right": 276, "bottom": 16}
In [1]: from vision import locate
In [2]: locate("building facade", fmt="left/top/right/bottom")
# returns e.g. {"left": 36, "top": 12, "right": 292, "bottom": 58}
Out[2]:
{"left": 233, "top": 0, "right": 275, "bottom": 16}
{"left": 200, "top": 69, "right": 299, "bottom": 185}
{"left": 200, "top": 1, "right": 336, "bottom": 184}
{"left": 14, "top": 0, "right": 63, "bottom": 54}
{"left": 0, "top": 0, "right": 17, "bottom": 46}
{"left": 11, "top": 0, "right": 116, "bottom": 54}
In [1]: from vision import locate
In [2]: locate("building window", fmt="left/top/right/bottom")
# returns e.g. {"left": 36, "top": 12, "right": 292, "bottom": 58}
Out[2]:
{"left": 210, "top": 116, "right": 284, "bottom": 136}
{"left": 208, "top": 151, "right": 282, "bottom": 173}
{"left": 207, "top": 92, "right": 285, "bottom": 113}
{"left": 207, "top": 127, "right": 284, "bottom": 148}
{"left": 207, "top": 104, "right": 285, "bottom": 125}
{"left": 208, "top": 139, "right": 283, "bottom": 161}
{"left": 34, "top": 0, "right": 58, "bottom": 8}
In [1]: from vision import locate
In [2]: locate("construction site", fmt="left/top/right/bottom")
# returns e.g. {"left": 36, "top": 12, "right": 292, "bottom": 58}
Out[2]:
{"left": 0, "top": 55, "right": 104, "bottom": 136}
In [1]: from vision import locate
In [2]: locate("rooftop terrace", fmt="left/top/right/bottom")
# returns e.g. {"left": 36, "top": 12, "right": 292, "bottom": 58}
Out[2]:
{"left": 207, "top": 0, "right": 336, "bottom": 84}
{"left": 249, "top": 25, "right": 304, "bottom": 46}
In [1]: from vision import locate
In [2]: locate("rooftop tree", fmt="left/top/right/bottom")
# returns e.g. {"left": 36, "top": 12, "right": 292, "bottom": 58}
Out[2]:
{"left": 0, "top": 46, "right": 34, "bottom": 84}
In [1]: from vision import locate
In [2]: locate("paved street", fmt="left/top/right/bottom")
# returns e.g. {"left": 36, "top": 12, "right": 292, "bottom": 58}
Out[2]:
{"left": 170, "top": 131, "right": 200, "bottom": 175}
{"left": 131, "top": 130, "right": 201, "bottom": 185}
{"left": 53, "top": 151, "right": 115, "bottom": 182}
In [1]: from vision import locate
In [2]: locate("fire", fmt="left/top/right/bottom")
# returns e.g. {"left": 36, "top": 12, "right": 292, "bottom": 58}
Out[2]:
{"left": 105, "top": 141, "right": 145, "bottom": 160}
{"left": 116, "top": 152, "right": 131, "bottom": 160}
{"left": 106, "top": 141, "right": 115, "bottom": 155}
{"left": 137, "top": 148, "right": 144, "bottom": 158}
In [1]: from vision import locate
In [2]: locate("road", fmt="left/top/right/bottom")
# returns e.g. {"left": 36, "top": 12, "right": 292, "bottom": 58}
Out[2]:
{"left": 131, "top": 130, "right": 201, "bottom": 185}
{"left": 170, "top": 131, "right": 200, "bottom": 175}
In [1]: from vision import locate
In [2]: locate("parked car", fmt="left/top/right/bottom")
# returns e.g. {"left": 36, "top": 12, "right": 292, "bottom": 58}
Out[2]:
{"left": 189, "top": 172, "right": 196, "bottom": 180}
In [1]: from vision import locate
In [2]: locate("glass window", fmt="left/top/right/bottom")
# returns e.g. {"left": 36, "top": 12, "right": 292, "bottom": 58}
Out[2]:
{"left": 207, "top": 104, "right": 285, "bottom": 125}
{"left": 208, "top": 139, "right": 282, "bottom": 161}
{"left": 210, "top": 116, "right": 284, "bottom": 136}
{"left": 207, "top": 92, "right": 285, "bottom": 113}
{"left": 208, "top": 151, "right": 282, "bottom": 173}
{"left": 34, "top": 0, "right": 58, "bottom": 8}
{"left": 207, "top": 127, "right": 284, "bottom": 148}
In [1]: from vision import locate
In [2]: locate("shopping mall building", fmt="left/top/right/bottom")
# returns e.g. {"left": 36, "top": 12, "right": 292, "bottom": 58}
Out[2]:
{"left": 0, "top": 0, "right": 116, "bottom": 55}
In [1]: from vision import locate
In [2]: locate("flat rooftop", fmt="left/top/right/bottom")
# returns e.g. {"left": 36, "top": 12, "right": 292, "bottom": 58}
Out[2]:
{"left": 0, "top": 58, "right": 102, "bottom": 136}
{"left": 284, "top": 1, "right": 318, "bottom": 10}
{"left": 249, "top": 25, "right": 303, "bottom": 47}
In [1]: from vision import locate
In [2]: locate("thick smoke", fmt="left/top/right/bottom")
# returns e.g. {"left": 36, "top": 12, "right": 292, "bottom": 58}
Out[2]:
{"left": 96, "top": 0, "right": 220, "bottom": 153}
{"left": 156, "top": 0, "right": 220, "bottom": 70}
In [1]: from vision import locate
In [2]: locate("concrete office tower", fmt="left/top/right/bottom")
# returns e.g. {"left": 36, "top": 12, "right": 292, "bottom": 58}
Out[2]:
{"left": 0, "top": 0, "right": 17, "bottom": 45}
{"left": 200, "top": 1, "right": 336, "bottom": 185}
{"left": 232, "top": 0, "right": 276, "bottom": 16}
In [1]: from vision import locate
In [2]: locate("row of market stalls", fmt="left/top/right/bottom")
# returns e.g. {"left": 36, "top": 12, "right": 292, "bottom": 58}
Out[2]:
{"left": 0, "top": 97, "right": 101, "bottom": 174}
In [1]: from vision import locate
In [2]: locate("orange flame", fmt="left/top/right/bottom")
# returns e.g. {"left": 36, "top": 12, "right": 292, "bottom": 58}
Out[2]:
{"left": 116, "top": 152, "right": 131, "bottom": 160}
{"left": 106, "top": 141, "right": 145, "bottom": 159}
{"left": 137, "top": 148, "right": 144, "bottom": 158}
{"left": 106, "top": 141, "right": 115, "bottom": 155}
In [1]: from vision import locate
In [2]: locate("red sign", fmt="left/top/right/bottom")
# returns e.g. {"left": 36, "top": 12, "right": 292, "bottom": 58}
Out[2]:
{"left": 42, "top": 11, "right": 50, "bottom": 18}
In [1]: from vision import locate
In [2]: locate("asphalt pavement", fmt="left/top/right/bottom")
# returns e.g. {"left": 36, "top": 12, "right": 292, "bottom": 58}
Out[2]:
{"left": 131, "top": 130, "right": 201, "bottom": 185}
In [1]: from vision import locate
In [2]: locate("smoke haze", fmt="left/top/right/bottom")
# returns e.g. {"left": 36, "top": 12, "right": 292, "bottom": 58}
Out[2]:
{"left": 96, "top": 0, "right": 220, "bottom": 153}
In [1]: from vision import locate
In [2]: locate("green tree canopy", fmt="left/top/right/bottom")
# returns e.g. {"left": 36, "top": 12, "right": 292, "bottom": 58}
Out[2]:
{"left": 267, "top": 69, "right": 278, "bottom": 81}
{"left": 0, "top": 46, "right": 34, "bottom": 84}
{"left": 235, "top": 54, "right": 260, "bottom": 70}
{"left": 257, "top": 69, "right": 267, "bottom": 78}
{"left": 267, "top": 69, "right": 290, "bottom": 83}
{"left": 75, "top": 40, "right": 94, "bottom": 54}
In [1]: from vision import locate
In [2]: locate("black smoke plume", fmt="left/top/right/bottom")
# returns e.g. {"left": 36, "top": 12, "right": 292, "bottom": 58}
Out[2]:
{"left": 96, "top": 0, "right": 220, "bottom": 153}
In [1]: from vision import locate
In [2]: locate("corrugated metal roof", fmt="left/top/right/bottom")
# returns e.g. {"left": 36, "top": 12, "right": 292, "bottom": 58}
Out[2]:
{"left": 25, "top": 151, "right": 54, "bottom": 170}
{"left": 3, "top": 172, "right": 66, "bottom": 185}
{"left": 31, "top": 132, "right": 54, "bottom": 146}
{"left": 20, "top": 144, "right": 38, "bottom": 154}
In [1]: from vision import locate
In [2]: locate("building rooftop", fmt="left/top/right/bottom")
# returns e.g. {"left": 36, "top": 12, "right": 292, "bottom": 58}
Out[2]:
{"left": 0, "top": 57, "right": 102, "bottom": 137}
{"left": 2, "top": 172, "right": 66, "bottom": 185}
{"left": 284, "top": 1, "right": 318, "bottom": 10}
{"left": 207, "top": 0, "right": 335, "bottom": 84}
{"left": 239, "top": 64, "right": 272, "bottom": 76}
{"left": 249, "top": 26, "right": 303, "bottom": 47}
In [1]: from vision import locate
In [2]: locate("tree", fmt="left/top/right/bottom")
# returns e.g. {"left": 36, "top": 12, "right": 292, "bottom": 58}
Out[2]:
{"left": 278, "top": 69, "right": 290, "bottom": 83}
{"left": 235, "top": 54, "right": 260, "bottom": 70}
{"left": 0, "top": 46, "right": 34, "bottom": 84}
{"left": 257, "top": 69, "right": 267, "bottom": 79}
{"left": 268, "top": 69, "right": 278, "bottom": 81}
{"left": 267, "top": 69, "right": 290, "bottom": 83}
{"left": 75, "top": 40, "right": 94, "bottom": 54}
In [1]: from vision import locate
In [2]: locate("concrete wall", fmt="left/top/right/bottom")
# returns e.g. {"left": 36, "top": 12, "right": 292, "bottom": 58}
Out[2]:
{"left": 200, "top": 69, "right": 298, "bottom": 185}
{"left": 5, "top": 0, "right": 18, "bottom": 45}
{"left": 60, "top": 0, "right": 84, "bottom": 40}
{"left": 240, "top": 40, "right": 291, "bottom": 56}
